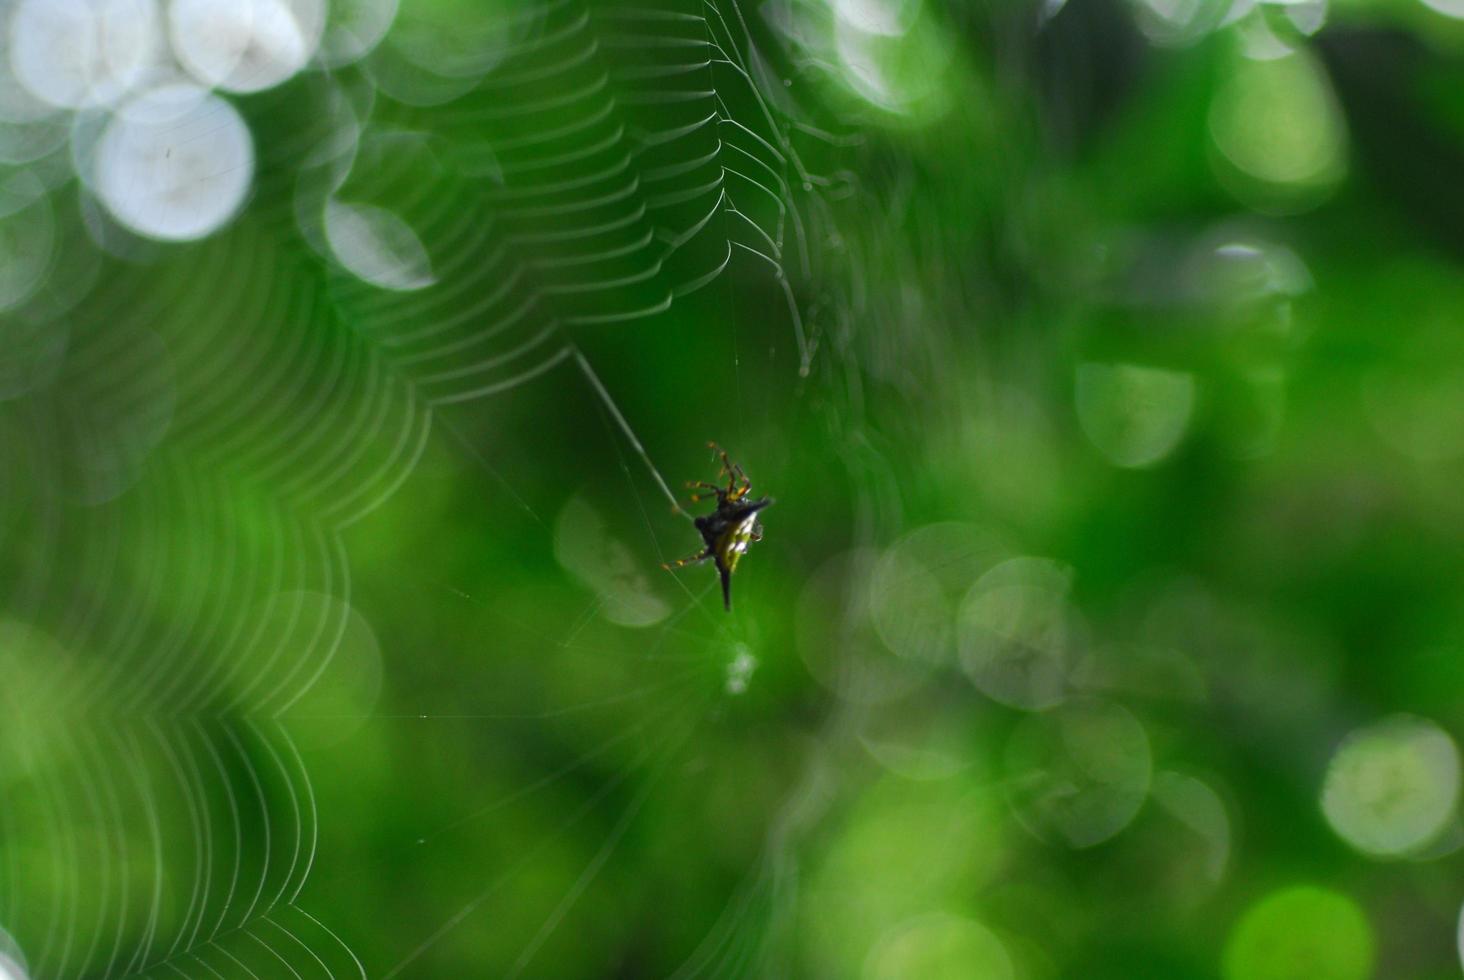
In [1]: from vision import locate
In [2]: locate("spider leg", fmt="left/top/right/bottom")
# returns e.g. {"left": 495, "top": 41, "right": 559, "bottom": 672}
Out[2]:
{"left": 727, "top": 468, "right": 753, "bottom": 500}
{"left": 686, "top": 482, "right": 725, "bottom": 504}
{"left": 706, "top": 443, "right": 751, "bottom": 497}
{"left": 662, "top": 549, "right": 712, "bottom": 570}
{"left": 708, "top": 442, "right": 737, "bottom": 479}
{"left": 725, "top": 467, "right": 746, "bottom": 496}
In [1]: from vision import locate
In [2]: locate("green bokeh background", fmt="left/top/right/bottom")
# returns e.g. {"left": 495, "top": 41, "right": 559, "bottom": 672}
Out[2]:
{"left": 4, "top": 0, "right": 1464, "bottom": 977}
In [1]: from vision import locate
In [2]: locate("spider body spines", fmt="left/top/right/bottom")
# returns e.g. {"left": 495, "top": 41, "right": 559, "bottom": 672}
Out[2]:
{"left": 667, "top": 446, "right": 771, "bottom": 611}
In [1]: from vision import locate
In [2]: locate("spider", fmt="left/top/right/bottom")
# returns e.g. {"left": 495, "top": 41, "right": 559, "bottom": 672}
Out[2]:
{"left": 664, "top": 443, "right": 772, "bottom": 611}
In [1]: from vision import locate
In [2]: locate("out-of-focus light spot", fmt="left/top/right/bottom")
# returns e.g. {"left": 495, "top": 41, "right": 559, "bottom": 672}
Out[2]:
{"left": 68, "top": 109, "right": 111, "bottom": 190}
{"left": 1075, "top": 362, "right": 1195, "bottom": 468}
{"left": 0, "top": 116, "right": 70, "bottom": 166}
{"left": 1283, "top": 0, "right": 1328, "bottom": 36}
{"left": 1322, "top": 714, "right": 1461, "bottom": 858}
{"left": 169, "top": 0, "right": 325, "bottom": 93}
{"left": 15, "top": 197, "right": 99, "bottom": 318}
{"left": 1131, "top": 0, "right": 1236, "bottom": 47}
{"left": 397, "top": 0, "right": 532, "bottom": 79}
{"left": 289, "top": 80, "right": 365, "bottom": 257}
{"left": 871, "top": 523, "right": 1013, "bottom": 669}
{"left": 958, "top": 557, "right": 1075, "bottom": 710}
{"left": 369, "top": 0, "right": 534, "bottom": 105}
{"left": 311, "top": 81, "right": 370, "bottom": 169}
{"left": 834, "top": 0, "right": 921, "bottom": 37}
{"left": 272, "top": 591, "right": 385, "bottom": 744}
{"left": 863, "top": 913, "right": 1014, "bottom": 980}
{"left": 1039, "top": 0, "right": 1069, "bottom": 22}
{"left": 325, "top": 198, "right": 436, "bottom": 291}
{"left": 1364, "top": 365, "right": 1464, "bottom": 462}
{"left": 1234, "top": 9, "right": 1302, "bottom": 61}
{"left": 78, "top": 187, "right": 163, "bottom": 260}
{"left": 804, "top": 779, "right": 1008, "bottom": 976}
{"left": 9, "top": 0, "right": 160, "bottom": 109}
{"left": 1408, "top": 815, "right": 1464, "bottom": 860}
{"left": 22, "top": 151, "right": 76, "bottom": 195}
{"left": 1005, "top": 698, "right": 1151, "bottom": 848}
{"left": 1113, "top": 227, "right": 1311, "bottom": 321}
{"left": 725, "top": 644, "right": 757, "bottom": 695}
{"left": 1209, "top": 50, "right": 1346, "bottom": 213}
{"left": 60, "top": 327, "right": 174, "bottom": 504}
{"left": 1458, "top": 902, "right": 1464, "bottom": 974}
{"left": 833, "top": 5, "right": 953, "bottom": 118}
{"left": 861, "top": 736, "right": 969, "bottom": 781}
{"left": 1209, "top": 237, "right": 1313, "bottom": 304}
{"left": 0, "top": 171, "right": 55, "bottom": 314}
{"left": 760, "top": 0, "right": 816, "bottom": 56}
{"left": 800, "top": 550, "right": 935, "bottom": 703}
{"left": 861, "top": 705, "right": 976, "bottom": 781}
{"left": 1153, "top": 771, "right": 1231, "bottom": 887}
{"left": 0, "top": 41, "right": 57, "bottom": 123}
{"left": 0, "top": 925, "right": 24, "bottom": 980}
{"left": 0, "top": 312, "right": 69, "bottom": 402}
{"left": 320, "top": 0, "right": 400, "bottom": 66}
{"left": 1224, "top": 886, "right": 1372, "bottom": 980}
{"left": 1421, "top": 0, "right": 1464, "bottom": 19}
{"left": 869, "top": 552, "right": 947, "bottom": 666}
{"left": 94, "top": 84, "right": 253, "bottom": 241}
{"left": 0, "top": 620, "right": 74, "bottom": 737}
{"left": 1073, "top": 642, "right": 1207, "bottom": 703}
{"left": 554, "top": 495, "right": 670, "bottom": 628}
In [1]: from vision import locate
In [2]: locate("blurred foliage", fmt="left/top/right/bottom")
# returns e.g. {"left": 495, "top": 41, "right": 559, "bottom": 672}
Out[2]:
{"left": 4, "top": 0, "right": 1464, "bottom": 978}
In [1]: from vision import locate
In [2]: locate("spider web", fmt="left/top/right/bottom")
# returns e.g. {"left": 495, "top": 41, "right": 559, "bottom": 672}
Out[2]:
{"left": 0, "top": 0, "right": 863, "bottom": 977}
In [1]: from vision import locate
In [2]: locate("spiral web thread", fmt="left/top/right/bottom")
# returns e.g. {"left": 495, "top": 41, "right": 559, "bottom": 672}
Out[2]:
{"left": 0, "top": 1, "right": 851, "bottom": 977}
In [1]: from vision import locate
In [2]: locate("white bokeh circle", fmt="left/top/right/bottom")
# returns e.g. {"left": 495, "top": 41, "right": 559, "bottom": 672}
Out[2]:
{"left": 1322, "top": 714, "right": 1461, "bottom": 858}
{"left": 95, "top": 84, "right": 253, "bottom": 241}
{"left": 9, "top": 0, "right": 161, "bottom": 109}
{"left": 169, "top": 0, "right": 325, "bottom": 93}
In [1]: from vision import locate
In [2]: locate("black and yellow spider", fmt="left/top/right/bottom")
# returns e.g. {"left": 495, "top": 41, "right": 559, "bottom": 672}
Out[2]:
{"left": 664, "top": 443, "right": 771, "bottom": 611}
